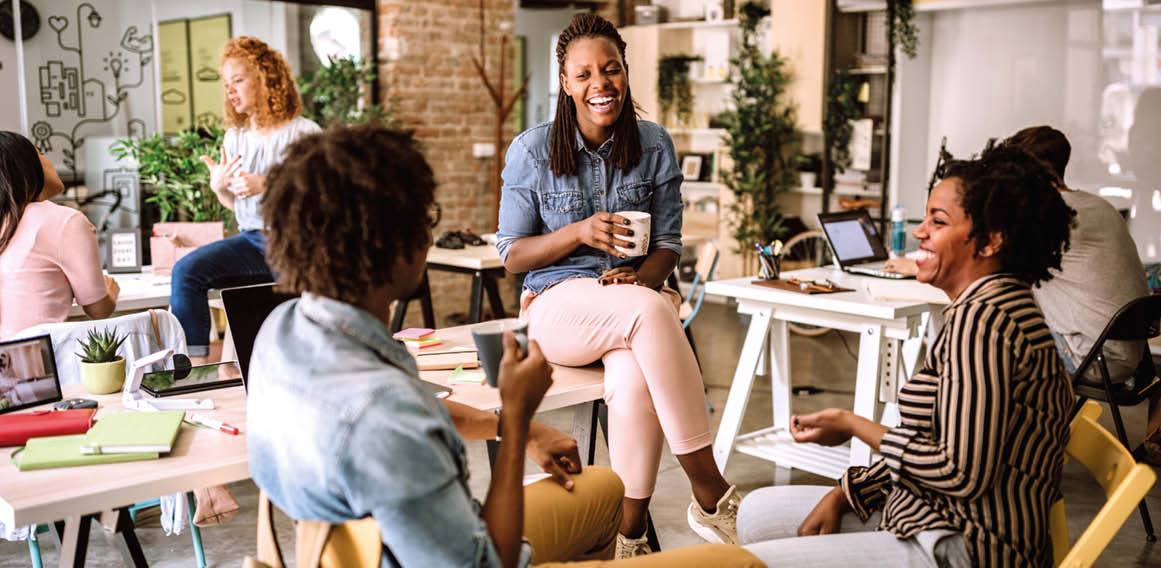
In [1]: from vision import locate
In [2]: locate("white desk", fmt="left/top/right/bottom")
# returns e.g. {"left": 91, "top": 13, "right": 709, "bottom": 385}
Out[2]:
{"left": 706, "top": 267, "right": 945, "bottom": 479}
{"left": 67, "top": 267, "right": 172, "bottom": 318}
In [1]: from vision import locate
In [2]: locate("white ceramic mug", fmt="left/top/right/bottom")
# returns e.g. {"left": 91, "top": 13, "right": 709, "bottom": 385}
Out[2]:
{"left": 613, "top": 211, "right": 650, "bottom": 257}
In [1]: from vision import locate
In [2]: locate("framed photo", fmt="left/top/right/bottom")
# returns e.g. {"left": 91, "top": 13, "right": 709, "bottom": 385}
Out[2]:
{"left": 107, "top": 229, "right": 142, "bottom": 274}
{"left": 681, "top": 155, "right": 704, "bottom": 180}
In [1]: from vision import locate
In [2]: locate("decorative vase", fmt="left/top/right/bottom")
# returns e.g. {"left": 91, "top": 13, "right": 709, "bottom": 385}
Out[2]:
{"left": 80, "top": 358, "right": 127, "bottom": 395}
{"left": 798, "top": 172, "right": 818, "bottom": 189}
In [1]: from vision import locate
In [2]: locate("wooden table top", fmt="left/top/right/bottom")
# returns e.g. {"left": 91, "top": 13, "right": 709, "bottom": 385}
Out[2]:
{"left": 416, "top": 324, "right": 604, "bottom": 413}
{"left": 425, "top": 245, "right": 505, "bottom": 271}
{"left": 0, "top": 385, "right": 248, "bottom": 527}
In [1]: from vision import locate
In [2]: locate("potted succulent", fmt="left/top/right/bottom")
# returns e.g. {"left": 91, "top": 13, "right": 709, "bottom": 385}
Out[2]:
{"left": 77, "top": 328, "right": 127, "bottom": 395}
{"left": 794, "top": 153, "right": 822, "bottom": 189}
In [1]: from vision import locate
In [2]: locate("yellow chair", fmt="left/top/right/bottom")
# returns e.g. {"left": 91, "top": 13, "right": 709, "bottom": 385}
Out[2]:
{"left": 1051, "top": 401, "right": 1157, "bottom": 567}
{"left": 243, "top": 491, "right": 380, "bottom": 568}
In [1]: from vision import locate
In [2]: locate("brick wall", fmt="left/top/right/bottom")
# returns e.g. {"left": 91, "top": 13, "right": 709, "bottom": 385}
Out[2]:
{"left": 377, "top": 0, "right": 520, "bottom": 327}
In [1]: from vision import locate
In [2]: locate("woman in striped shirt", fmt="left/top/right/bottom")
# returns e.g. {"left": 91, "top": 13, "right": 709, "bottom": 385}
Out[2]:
{"left": 736, "top": 145, "right": 1077, "bottom": 567}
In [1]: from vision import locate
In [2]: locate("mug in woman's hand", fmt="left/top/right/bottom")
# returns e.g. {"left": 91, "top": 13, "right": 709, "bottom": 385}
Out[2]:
{"left": 613, "top": 211, "right": 650, "bottom": 257}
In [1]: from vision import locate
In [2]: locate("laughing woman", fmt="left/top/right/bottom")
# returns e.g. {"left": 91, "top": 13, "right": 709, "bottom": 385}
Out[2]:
{"left": 170, "top": 36, "right": 319, "bottom": 360}
{"left": 496, "top": 14, "right": 737, "bottom": 558}
{"left": 736, "top": 145, "right": 1077, "bottom": 567}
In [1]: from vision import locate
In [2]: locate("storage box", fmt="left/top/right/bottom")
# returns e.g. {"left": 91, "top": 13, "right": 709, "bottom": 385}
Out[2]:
{"left": 150, "top": 222, "right": 224, "bottom": 275}
{"left": 635, "top": 5, "right": 667, "bottom": 25}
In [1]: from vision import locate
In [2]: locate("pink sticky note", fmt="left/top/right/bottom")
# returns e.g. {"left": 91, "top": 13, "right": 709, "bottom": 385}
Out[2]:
{"left": 393, "top": 328, "right": 435, "bottom": 340}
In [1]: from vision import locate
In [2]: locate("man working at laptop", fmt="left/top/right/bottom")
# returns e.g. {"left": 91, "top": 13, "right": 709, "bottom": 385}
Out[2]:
{"left": 245, "top": 125, "right": 763, "bottom": 566}
{"left": 884, "top": 126, "right": 1160, "bottom": 463}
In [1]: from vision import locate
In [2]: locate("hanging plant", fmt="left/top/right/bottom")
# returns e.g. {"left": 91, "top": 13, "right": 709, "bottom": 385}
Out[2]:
{"left": 824, "top": 68, "right": 860, "bottom": 173}
{"left": 657, "top": 55, "right": 702, "bottom": 128}
{"left": 720, "top": 2, "right": 799, "bottom": 252}
{"left": 889, "top": 0, "right": 919, "bottom": 60}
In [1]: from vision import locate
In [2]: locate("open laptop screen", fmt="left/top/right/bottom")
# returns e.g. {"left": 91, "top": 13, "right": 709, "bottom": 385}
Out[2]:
{"left": 220, "top": 283, "right": 298, "bottom": 391}
{"left": 0, "top": 335, "right": 62, "bottom": 413}
{"left": 817, "top": 209, "right": 890, "bottom": 266}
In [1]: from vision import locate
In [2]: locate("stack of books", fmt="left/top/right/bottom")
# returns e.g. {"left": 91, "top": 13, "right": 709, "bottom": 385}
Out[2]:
{"left": 13, "top": 411, "right": 186, "bottom": 471}
{"left": 392, "top": 328, "right": 443, "bottom": 350}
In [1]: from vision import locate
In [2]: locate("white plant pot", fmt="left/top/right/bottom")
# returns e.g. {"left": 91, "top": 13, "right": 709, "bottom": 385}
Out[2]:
{"left": 799, "top": 172, "right": 818, "bottom": 189}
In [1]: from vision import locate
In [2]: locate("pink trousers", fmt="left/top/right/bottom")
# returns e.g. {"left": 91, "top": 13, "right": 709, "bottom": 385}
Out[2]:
{"left": 523, "top": 277, "right": 712, "bottom": 498}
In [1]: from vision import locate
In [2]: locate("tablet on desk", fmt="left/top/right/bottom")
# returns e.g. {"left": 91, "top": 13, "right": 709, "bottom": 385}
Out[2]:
{"left": 141, "top": 361, "right": 243, "bottom": 397}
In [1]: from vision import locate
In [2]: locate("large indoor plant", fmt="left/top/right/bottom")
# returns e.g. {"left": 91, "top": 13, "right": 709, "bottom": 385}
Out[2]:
{"left": 720, "top": 2, "right": 799, "bottom": 252}
{"left": 298, "top": 55, "right": 398, "bottom": 127}
{"left": 111, "top": 127, "right": 232, "bottom": 229}
{"left": 77, "top": 328, "right": 127, "bottom": 395}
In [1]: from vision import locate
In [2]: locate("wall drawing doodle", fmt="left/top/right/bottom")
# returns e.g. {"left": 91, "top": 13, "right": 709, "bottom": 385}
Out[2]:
{"left": 30, "top": 2, "right": 153, "bottom": 177}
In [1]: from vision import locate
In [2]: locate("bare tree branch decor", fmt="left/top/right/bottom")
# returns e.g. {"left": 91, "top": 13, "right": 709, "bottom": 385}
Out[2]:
{"left": 472, "top": 0, "right": 531, "bottom": 231}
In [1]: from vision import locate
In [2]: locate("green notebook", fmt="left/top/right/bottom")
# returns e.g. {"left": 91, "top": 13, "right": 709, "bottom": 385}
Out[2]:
{"left": 13, "top": 435, "right": 158, "bottom": 471}
{"left": 80, "top": 411, "right": 186, "bottom": 455}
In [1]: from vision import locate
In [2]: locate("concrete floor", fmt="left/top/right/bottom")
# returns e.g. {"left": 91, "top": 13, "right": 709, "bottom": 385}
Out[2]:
{"left": 3, "top": 301, "right": 1159, "bottom": 566}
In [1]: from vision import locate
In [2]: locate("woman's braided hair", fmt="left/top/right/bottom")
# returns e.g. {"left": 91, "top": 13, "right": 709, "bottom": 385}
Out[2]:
{"left": 549, "top": 14, "right": 641, "bottom": 177}
{"left": 262, "top": 125, "right": 436, "bottom": 304}
{"left": 220, "top": 36, "right": 301, "bottom": 130}
{"left": 941, "top": 144, "right": 1075, "bottom": 286}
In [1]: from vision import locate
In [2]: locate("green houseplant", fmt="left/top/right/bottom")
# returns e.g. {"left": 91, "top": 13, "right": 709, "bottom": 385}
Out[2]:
{"left": 824, "top": 68, "right": 860, "bottom": 173}
{"left": 720, "top": 2, "right": 800, "bottom": 253}
{"left": 77, "top": 328, "right": 127, "bottom": 394}
{"left": 793, "top": 153, "right": 822, "bottom": 189}
{"left": 111, "top": 127, "right": 232, "bottom": 230}
{"left": 657, "top": 55, "right": 702, "bottom": 129}
{"left": 298, "top": 55, "right": 397, "bottom": 127}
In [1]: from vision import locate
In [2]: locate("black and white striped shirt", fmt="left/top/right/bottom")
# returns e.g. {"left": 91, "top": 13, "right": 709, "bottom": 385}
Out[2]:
{"left": 840, "top": 274, "right": 1074, "bottom": 566}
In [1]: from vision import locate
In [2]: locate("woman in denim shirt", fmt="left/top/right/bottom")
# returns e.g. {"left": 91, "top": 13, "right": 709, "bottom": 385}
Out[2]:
{"left": 496, "top": 15, "right": 738, "bottom": 557}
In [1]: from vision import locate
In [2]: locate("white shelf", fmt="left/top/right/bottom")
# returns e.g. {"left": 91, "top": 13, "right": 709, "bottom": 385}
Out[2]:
{"left": 682, "top": 181, "right": 724, "bottom": 190}
{"left": 669, "top": 128, "right": 728, "bottom": 136}
{"left": 791, "top": 186, "right": 881, "bottom": 198}
{"left": 734, "top": 426, "right": 851, "bottom": 480}
{"left": 626, "top": 18, "right": 739, "bottom": 31}
{"left": 691, "top": 77, "right": 730, "bottom": 85}
{"left": 850, "top": 66, "right": 887, "bottom": 75}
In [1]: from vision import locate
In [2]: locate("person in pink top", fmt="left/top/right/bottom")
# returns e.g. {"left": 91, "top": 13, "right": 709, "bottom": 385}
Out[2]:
{"left": 0, "top": 131, "right": 119, "bottom": 339}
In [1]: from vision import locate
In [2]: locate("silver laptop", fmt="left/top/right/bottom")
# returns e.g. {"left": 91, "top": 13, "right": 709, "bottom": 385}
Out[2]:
{"left": 817, "top": 209, "right": 911, "bottom": 280}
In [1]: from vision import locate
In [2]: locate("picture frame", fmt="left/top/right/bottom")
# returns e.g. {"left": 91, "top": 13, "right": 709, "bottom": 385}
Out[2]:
{"left": 107, "top": 229, "right": 142, "bottom": 274}
{"left": 681, "top": 155, "right": 704, "bottom": 180}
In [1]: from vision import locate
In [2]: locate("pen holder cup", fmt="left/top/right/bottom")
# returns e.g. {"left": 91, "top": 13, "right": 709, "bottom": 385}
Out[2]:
{"left": 758, "top": 253, "right": 781, "bottom": 280}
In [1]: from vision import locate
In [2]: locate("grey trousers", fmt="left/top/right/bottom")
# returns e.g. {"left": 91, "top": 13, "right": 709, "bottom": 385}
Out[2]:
{"left": 738, "top": 485, "right": 972, "bottom": 567}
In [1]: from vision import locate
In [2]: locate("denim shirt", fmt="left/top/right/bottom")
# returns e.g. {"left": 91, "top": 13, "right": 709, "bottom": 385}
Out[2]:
{"left": 496, "top": 120, "right": 684, "bottom": 294}
{"left": 247, "top": 293, "right": 529, "bottom": 567}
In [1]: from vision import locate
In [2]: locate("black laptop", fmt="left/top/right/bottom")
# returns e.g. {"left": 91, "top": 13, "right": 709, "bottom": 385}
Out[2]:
{"left": 817, "top": 209, "right": 912, "bottom": 280}
{"left": 219, "top": 283, "right": 298, "bottom": 391}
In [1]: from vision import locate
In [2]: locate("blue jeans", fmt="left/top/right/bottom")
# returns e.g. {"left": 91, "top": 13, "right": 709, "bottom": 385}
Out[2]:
{"left": 1051, "top": 330, "right": 1079, "bottom": 374}
{"left": 170, "top": 231, "right": 274, "bottom": 356}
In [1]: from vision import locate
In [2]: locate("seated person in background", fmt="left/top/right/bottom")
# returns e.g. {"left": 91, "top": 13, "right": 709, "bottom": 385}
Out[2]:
{"left": 172, "top": 36, "right": 320, "bottom": 361}
{"left": 246, "top": 125, "right": 764, "bottom": 567}
{"left": 739, "top": 145, "right": 1076, "bottom": 566}
{"left": 0, "top": 131, "right": 119, "bottom": 339}
{"left": 886, "top": 125, "right": 1159, "bottom": 460}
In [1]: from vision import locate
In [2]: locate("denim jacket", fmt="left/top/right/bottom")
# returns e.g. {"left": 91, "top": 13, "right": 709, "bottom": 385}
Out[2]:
{"left": 247, "top": 294, "right": 529, "bottom": 567}
{"left": 496, "top": 120, "right": 684, "bottom": 294}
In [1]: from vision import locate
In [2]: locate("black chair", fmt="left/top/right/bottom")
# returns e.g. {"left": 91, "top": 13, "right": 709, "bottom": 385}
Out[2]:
{"left": 1069, "top": 293, "right": 1161, "bottom": 542}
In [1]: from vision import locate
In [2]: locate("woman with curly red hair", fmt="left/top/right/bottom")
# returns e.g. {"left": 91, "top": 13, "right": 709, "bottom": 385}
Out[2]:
{"left": 171, "top": 36, "right": 320, "bottom": 360}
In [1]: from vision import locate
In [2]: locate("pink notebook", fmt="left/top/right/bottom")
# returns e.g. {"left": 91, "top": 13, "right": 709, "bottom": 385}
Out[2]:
{"left": 393, "top": 328, "right": 435, "bottom": 340}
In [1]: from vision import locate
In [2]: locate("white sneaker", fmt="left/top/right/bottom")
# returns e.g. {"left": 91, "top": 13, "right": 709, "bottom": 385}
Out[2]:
{"left": 615, "top": 533, "right": 652, "bottom": 559}
{"left": 687, "top": 485, "right": 741, "bottom": 544}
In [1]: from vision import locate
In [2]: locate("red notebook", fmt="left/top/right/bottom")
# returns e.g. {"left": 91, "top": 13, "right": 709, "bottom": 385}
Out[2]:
{"left": 0, "top": 409, "right": 97, "bottom": 447}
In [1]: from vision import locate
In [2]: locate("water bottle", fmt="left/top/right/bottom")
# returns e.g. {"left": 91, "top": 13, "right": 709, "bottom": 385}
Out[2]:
{"left": 890, "top": 204, "right": 906, "bottom": 258}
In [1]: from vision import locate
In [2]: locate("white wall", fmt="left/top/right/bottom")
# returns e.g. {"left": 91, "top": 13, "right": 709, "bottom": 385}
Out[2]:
{"left": 892, "top": 1, "right": 1103, "bottom": 217}
{"left": 515, "top": 6, "right": 584, "bottom": 130}
{"left": 0, "top": 36, "right": 20, "bottom": 131}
